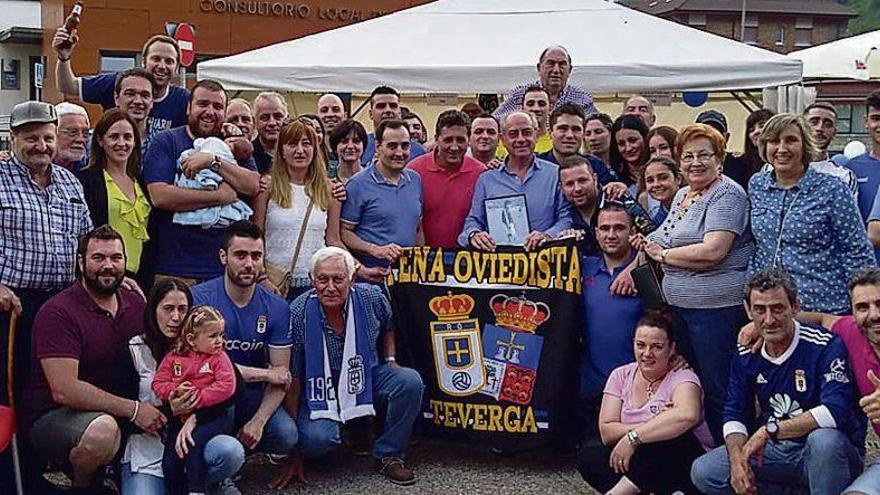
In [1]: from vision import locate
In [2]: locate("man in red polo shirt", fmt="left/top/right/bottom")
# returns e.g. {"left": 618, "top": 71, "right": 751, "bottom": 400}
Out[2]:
{"left": 409, "top": 110, "right": 486, "bottom": 248}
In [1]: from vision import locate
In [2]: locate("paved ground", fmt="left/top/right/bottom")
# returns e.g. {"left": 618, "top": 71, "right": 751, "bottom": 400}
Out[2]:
{"left": 237, "top": 439, "right": 588, "bottom": 495}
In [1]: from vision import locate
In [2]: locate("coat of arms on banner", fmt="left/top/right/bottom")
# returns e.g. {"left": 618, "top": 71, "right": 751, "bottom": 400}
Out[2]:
{"left": 430, "top": 292, "right": 486, "bottom": 396}
{"left": 480, "top": 294, "right": 549, "bottom": 404}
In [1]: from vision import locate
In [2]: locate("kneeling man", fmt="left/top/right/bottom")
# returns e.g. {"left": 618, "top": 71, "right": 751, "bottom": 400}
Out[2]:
{"left": 691, "top": 268, "right": 864, "bottom": 495}
{"left": 274, "top": 247, "right": 423, "bottom": 487}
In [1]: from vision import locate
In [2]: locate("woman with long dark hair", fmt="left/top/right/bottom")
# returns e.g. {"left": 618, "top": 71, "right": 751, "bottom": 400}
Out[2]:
{"left": 116, "top": 279, "right": 245, "bottom": 494}
{"left": 77, "top": 109, "right": 150, "bottom": 276}
{"left": 610, "top": 114, "right": 650, "bottom": 194}
{"left": 740, "top": 109, "right": 775, "bottom": 189}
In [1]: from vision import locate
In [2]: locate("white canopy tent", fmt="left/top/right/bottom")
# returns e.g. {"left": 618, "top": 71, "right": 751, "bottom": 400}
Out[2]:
{"left": 788, "top": 29, "right": 880, "bottom": 81}
{"left": 198, "top": 0, "right": 802, "bottom": 94}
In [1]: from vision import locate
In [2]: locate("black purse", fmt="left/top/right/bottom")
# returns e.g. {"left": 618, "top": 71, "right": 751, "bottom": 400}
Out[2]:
{"left": 631, "top": 259, "right": 667, "bottom": 309}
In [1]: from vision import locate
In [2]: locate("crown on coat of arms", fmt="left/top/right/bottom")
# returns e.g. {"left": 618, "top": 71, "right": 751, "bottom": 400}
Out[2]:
{"left": 429, "top": 292, "right": 475, "bottom": 321}
{"left": 490, "top": 294, "right": 550, "bottom": 333}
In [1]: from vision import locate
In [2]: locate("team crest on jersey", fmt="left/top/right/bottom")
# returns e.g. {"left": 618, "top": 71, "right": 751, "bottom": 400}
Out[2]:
{"left": 429, "top": 293, "right": 486, "bottom": 397}
{"left": 173, "top": 359, "right": 182, "bottom": 377}
{"left": 256, "top": 315, "right": 267, "bottom": 334}
{"left": 347, "top": 355, "right": 366, "bottom": 395}
{"left": 794, "top": 369, "right": 807, "bottom": 393}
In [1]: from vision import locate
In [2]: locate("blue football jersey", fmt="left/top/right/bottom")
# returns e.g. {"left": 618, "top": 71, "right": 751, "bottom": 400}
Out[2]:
{"left": 722, "top": 323, "right": 864, "bottom": 449}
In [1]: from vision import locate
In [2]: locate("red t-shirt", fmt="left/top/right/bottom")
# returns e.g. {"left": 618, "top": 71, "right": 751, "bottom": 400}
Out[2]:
{"left": 153, "top": 349, "right": 236, "bottom": 412}
{"left": 831, "top": 316, "right": 880, "bottom": 436}
{"left": 21, "top": 283, "right": 145, "bottom": 425}
{"left": 409, "top": 152, "right": 486, "bottom": 248}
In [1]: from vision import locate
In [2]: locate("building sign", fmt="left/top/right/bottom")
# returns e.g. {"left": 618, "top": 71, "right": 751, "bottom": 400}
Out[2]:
{"left": 198, "top": 1, "right": 385, "bottom": 21}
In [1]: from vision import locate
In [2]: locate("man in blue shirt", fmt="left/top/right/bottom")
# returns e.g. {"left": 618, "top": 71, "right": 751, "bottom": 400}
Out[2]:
{"left": 537, "top": 103, "right": 615, "bottom": 185}
{"left": 191, "top": 221, "right": 297, "bottom": 491}
{"left": 691, "top": 268, "right": 863, "bottom": 495}
{"left": 846, "top": 90, "right": 880, "bottom": 222}
{"left": 111, "top": 68, "right": 157, "bottom": 154}
{"left": 459, "top": 111, "right": 573, "bottom": 251}
{"left": 360, "top": 86, "right": 426, "bottom": 166}
{"left": 53, "top": 30, "right": 188, "bottom": 142}
{"left": 143, "top": 80, "right": 260, "bottom": 283}
{"left": 579, "top": 204, "right": 643, "bottom": 434}
{"left": 341, "top": 119, "right": 423, "bottom": 270}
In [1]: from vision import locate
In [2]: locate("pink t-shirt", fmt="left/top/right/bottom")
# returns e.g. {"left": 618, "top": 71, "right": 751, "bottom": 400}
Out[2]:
{"left": 831, "top": 316, "right": 880, "bottom": 436}
{"left": 604, "top": 363, "right": 714, "bottom": 449}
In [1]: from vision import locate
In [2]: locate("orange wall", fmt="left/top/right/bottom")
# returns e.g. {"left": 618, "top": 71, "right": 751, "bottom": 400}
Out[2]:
{"left": 41, "top": 0, "right": 430, "bottom": 113}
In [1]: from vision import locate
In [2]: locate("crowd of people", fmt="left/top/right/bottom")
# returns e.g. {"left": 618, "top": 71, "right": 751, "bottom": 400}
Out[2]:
{"left": 0, "top": 22, "right": 880, "bottom": 495}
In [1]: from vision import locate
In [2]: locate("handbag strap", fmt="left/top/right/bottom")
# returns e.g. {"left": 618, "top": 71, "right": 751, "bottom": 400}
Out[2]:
{"left": 289, "top": 200, "right": 315, "bottom": 274}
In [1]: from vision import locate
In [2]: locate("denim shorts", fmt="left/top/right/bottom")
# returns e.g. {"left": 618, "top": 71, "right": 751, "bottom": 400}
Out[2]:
{"left": 845, "top": 459, "right": 880, "bottom": 495}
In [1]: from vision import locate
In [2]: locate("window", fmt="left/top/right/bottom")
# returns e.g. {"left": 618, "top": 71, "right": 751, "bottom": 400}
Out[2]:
{"left": 795, "top": 17, "right": 812, "bottom": 47}
{"left": 743, "top": 15, "right": 758, "bottom": 45}
{"left": 2, "top": 59, "right": 20, "bottom": 90}
{"left": 835, "top": 104, "right": 868, "bottom": 136}
{"left": 688, "top": 13, "right": 706, "bottom": 27}
{"left": 775, "top": 24, "right": 785, "bottom": 46}
{"left": 99, "top": 53, "right": 136, "bottom": 74}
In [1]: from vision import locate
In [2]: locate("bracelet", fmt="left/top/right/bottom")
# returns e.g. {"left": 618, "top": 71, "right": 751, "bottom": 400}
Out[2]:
{"left": 130, "top": 400, "right": 140, "bottom": 422}
{"left": 385, "top": 356, "right": 397, "bottom": 363}
{"left": 626, "top": 429, "right": 642, "bottom": 447}
{"left": 660, "top": 248, "right": 669, "bottom": 264}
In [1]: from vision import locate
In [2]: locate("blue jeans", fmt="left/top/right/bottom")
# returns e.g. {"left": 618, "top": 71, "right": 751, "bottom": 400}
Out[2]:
{"left": 296, "top": 364, "right": 423, "bottom": 459}
{"left": 235, "top": 400, "right": 299, "bottom": 455}
{"left": 690, "top": 429, "right": 862, "bottom": 495}
{"left": 119, "top": 434, "right": 245, "bottom": 495}
{"left": 673, "top": 305, "right": 745, "bottom": 443}
{"left": 845, "top": 458, "right": 880, "bottom": 495}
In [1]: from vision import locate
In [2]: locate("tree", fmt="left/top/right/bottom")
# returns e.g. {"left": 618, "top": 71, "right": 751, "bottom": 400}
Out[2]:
{"left": 841, "top": 0, "right": 880, "bottom": 34}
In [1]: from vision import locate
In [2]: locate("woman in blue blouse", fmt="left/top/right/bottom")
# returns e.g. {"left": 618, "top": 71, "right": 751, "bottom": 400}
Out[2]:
{"left": 749, "top": 113, "right": 874, "bottom": 314}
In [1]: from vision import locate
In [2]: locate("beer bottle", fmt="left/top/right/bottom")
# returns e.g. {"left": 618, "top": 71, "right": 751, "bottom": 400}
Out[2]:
{"left": 58, "top": 2, "right": 84, "bottom": 50}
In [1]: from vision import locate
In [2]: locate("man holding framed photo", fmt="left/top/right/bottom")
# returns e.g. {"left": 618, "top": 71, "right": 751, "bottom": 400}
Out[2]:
{"left": 458, "top": 111, "right": 572, "bottom": 251}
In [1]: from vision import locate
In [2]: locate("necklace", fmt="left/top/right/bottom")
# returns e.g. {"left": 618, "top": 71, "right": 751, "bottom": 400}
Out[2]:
{"left": 639, "top": 368, "right": 663, "bottom": 398}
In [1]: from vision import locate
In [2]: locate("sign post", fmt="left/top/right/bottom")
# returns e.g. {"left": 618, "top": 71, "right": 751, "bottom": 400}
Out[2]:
{"left": 171, "top": 22, "right": 195, "bottom": 87}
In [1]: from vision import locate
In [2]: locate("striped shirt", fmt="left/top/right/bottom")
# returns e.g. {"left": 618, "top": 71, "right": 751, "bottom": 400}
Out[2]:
{"left": 648, "top": 176, "right": 753, "bottom": 309}
{"left": 492, "top": 80, "right": 597, "bottom": 121}
{"left": 0, "top": 158, "right": 93, "bottom": 290}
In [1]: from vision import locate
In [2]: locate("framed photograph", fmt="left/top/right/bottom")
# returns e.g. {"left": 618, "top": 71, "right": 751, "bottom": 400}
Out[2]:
{"left": 485, "top": 194, "right": 530, "bottom": 246}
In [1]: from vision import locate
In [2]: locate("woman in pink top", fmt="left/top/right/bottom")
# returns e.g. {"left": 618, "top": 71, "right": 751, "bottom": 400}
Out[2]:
{"left": 578, "top": 310, "right": 712, "bottom": 494}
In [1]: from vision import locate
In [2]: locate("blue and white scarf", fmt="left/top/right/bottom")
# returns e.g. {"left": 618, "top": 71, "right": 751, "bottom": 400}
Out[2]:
{"left": 304, "top": 288, "right": 375, "bottom": 422}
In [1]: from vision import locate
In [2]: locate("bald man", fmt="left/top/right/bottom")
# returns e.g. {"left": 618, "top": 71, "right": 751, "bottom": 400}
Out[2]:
{"left": 317, "top": 93, "right": 347, "bottom": 136}
{"left": 493, "top": 45, "right": 596, "bottom": 120}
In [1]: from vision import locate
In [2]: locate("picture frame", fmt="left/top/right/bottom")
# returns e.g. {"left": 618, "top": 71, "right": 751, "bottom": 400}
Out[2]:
{"left": 485, "top": 194, "right": 530, "bottom": 246}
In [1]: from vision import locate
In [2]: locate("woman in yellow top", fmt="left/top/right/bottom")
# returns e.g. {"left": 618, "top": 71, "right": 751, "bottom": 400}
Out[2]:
{"left": 77, "top": 109, "right": 150, "bottom": 277}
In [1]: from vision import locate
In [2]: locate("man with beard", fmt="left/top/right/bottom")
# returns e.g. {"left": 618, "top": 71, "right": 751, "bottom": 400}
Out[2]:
{"left": 557, "top": 155, "right": 602, "bottom": 256}
{"left": 191, "top": 221, "right": 296, "bottom": 493}
{"left": 409, "top": 110, "right": 486, "bottom": 248}
{"left": 20, "top": 226, "right": 165, "bottom": 494}
{"left": 111, "top": 68, "right": 156, "bottom": 152}
{"left": 578, "top": 204, "right": 643, "bottom": 440}
{"left": 738, "top": 266, "right": 880, "bottom": 493}
{"left": 252, "top": 92, "right": 289, "bottom": 174}
{"left": 143, "top": 79, "right": 260, "bottom": 285}
{"left": 53, "top": 102, "right": 90, "bottom": 171}
{"left": 805, "top": 102, "right": 840, "bottom": 162}
{"left": 53, "top": 31, "right": 188, "bottom": 142}
{"left": 538, "top": 103, "right": 616, "bottom": 185}
{"left": 459, "top": 111, "right": 572, "bottom": 251}
{"left": 360, "top": 86, "right": 426, "bottom": 166}
{"left": 493, "top": 45, "right": 597, "bottom": 121}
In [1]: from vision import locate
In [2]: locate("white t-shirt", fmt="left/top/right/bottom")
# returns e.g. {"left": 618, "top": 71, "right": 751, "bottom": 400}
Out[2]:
{"left": 265, "top": 183, "right": 328, "bottom": 281}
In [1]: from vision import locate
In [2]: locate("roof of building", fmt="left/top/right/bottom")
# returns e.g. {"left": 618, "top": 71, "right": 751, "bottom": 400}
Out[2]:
{"left": 632, "top": 0, "right": 857, "bottom": 17}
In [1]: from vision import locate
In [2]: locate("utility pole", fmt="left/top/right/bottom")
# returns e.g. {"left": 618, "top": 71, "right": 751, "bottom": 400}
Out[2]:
{"left": 740, "top": 0, "right": 747, "bottom": 41}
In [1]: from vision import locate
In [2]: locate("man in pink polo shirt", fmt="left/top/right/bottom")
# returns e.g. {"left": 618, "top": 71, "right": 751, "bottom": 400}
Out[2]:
{"left": 740, "top": 266, "right": 880, "bottom": 493}
{"left": 409, "top": 110, "right": 486, "bottom": 248}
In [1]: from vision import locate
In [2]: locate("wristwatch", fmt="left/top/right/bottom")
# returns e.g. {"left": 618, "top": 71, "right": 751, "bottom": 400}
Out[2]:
{"left": 626, "top": 429, "right": 642, "bottom": 447}
{"left": 210, "top": 154, "right": 222, "bottom": 172}
{"left": 765, "top": 420, "right": 780, "bottom": 441}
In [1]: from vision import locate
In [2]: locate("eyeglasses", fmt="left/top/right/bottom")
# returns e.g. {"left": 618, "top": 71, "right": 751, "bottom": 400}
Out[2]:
{"left": 680, "top": 151, "right": 716, "bottom": 164}
{"left": 58, "top": 127, "right": 90, "bottom": 139}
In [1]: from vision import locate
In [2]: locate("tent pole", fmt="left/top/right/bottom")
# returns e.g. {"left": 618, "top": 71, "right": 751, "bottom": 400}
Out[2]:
{"left": 729, "top": 91, "right": 758, "bottom": 113}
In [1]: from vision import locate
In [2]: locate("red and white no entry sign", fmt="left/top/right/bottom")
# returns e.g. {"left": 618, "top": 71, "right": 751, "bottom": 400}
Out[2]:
{"left": 174, "top": 23, "right": 195, "bottom": 68}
